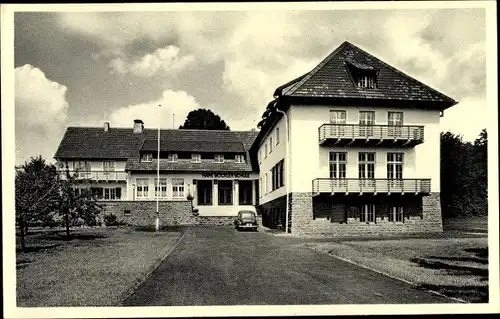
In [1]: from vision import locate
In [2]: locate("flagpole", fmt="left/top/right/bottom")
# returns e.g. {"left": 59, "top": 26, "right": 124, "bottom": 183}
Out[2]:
{"left": 155, "top": 104, "right": 161, "bottom": 232}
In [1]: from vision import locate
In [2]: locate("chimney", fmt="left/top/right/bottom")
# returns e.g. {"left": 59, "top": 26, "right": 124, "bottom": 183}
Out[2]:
{"left": 103, "top": 122, "right": 110, "bottom": 132}
{"left": 133, "top": 119, "right": 144, "bottom": 134}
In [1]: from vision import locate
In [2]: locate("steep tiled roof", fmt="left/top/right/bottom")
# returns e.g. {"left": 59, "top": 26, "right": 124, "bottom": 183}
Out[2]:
{"left": 54, "top": 127, "right": 259, "bottom": 160}
{"left": 125, "top": 158, "right": 253, "bottom": 172}
{"left": 275, "top": 41, "right": 457, "bottom": 105}
{"left": 140, "top": 139, "right": 245, "bottom": 153}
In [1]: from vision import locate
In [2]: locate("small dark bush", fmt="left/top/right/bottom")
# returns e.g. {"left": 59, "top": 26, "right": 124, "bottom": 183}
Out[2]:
{"left": 103, "top": 214, "right": 119, "bottom": 226}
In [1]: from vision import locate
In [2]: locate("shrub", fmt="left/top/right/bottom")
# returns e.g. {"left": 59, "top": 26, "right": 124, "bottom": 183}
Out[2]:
{"left": 103, "top": 214, "right": 119, "bottom": 226}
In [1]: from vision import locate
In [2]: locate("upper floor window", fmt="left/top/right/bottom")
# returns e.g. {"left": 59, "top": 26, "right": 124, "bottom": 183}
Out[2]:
{"left": 265, "top": 143, "right": 268, "bottom": 158}
{"left": 214, "top": 154, "right": 224, "bottom": 163}
{"left": 191, "top": 153, "right": 201, "bottom": 163}
{"left": 168, "top": 153, "right": 178, "bottom": 162}
{"left": 103, "top": 160, "right": 115, "bottom": 171}
{"left": 259, "top": 150, "right": 262, "bottom": 163}
{"left": 359, "top": 111, "right": 375, "bottom": 137}
{"left": 276, "top": 127, "right": 280, "bottom": 145}
{"left": 346, "top": 58, "right": 378, "bottom": 89}
{"left": 387, "top": 153, "right": 404, "bottom": 180}
{"left": 329, "top": 152, "right": 347, "bottom": 179}
{"left": 388, "top": 112, "right": 403, "bottom": 126}
{"left": 235, "top": 154, "right": 245, "bottom": 163}
{"left": 269, "top": 137, "right": 273, "bottom": 153}
{"left": 73, "top": 160, "right": 91, "bottom": 172}
{"left": 142, "top": 153, "right": 152, "bottom": 162}
{"left": 358, "top": 152, "right": 376, "bottom": 179}
{"left": 330, "top": 110, "right": 346, "bottom": 124}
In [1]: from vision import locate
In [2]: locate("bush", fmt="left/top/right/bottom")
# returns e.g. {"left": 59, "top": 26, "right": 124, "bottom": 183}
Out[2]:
{"left": 103, "top": 214, "right": 119, "bottom": 226}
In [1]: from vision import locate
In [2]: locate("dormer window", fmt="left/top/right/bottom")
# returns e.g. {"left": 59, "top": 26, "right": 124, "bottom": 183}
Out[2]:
{"left": 142, "top": 153, "right": 152, "bottom": 162}
{"left": 357, "top": 75, "right": 376, "bottom": 88}
{"left": 192, "top": 153, "right": 201, "bottom": 163}
{"left": 345, "top": 58, "right": 379, "bottom": 89}
{"left": 168, "top": 153, "right": 178, "bottom": 162}
{"left": 214, "top": 154, "right": 224, "bottom": 163}
{"left": 235, "top": 155, "right": 245, "bottom": 164}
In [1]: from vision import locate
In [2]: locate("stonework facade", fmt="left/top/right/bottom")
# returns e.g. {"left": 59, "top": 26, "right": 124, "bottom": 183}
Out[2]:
{"left": 99, "top": 200, "right": 239, "bottom": 227}
{"left": 258, "top": 192, "right": 443, "bottom": 237}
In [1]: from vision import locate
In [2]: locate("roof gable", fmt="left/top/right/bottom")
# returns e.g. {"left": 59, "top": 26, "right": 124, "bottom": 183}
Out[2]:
{"left": 277, "top": 41, "right": 457, "bottom": 105}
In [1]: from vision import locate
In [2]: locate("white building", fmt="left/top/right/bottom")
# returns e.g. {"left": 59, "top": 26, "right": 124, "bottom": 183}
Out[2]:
{"left": 251, "top": 41, "right": 457, "bottom": 236}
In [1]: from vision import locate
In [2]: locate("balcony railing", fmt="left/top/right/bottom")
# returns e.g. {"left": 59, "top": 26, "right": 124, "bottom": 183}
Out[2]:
{"left": 58, "top": 170, "right": 127, "bottom": 182}
{"left": 312, "top": 178, "right": 431, "bottom": 195}
{"left": 318, "top": 124, "right": 424, "bottom": 147}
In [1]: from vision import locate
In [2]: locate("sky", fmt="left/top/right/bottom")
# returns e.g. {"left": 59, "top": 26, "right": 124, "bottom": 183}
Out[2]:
{"left": 10, "top": 4, "right": 491, "bottom": 165}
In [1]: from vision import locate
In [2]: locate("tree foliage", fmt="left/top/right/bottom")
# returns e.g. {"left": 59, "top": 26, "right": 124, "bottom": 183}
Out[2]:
{"left": 179, "top": 108, "right": 230, "bottom": 130}
{"left": 15, "top": 156, "right": 61, "bottom": 250}
{"left": 440, "top": 129, "right": 488, "bottom": 218}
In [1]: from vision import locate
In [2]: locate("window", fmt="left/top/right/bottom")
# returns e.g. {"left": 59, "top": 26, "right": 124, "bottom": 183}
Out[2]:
{"left": 104, "top": 188, "right": 118, "bottom": 200}
{"left": 259, "top": 178, "right": 263, "bottom": 198}
{"left": 168, "top": 153, "right": 178, "bottom": 162}
{"left": 388, "top": 112, "right": 404, "bottom": 138}
{"left": 265, "top": 173, "right": 268, "bottom": 194}
{"left": 74, "top": 161, "right": 91, "bottom": 178}
{"left": 359, "top": 111, "right": 375, "bottom": 137}
{"left": 389, "top": 206, "right": 404, "bottom": 222}
{"left": 276, "top": 127, "right": 280, "bottom": 145}
{"left": 142, "top": 153, "right": 152, "bottom": 162}
{"left": 357, "top": 75, "right": 376, "bottom": 88}
{"left": 330, "top": 110, "right": 347, "bottom": 137}
{"left": 214, "top": 154, "right": 224, "bottom": 163}
{"left": 235, "top": 154, "right": 245, "bottom": 163}
{"left": 360, "top": 204, "right": 376, "bottom": 223}
{"left": 259, "top": 150, "right": 262, "bottom": 163}
{"left": 91, "top": 187, "right": 104, "bottom": 199}
{"left": 265, "top": 143, "right": 268, "bottom": 158}
{"left": 124, "top": 209, "right": 131, "bottom": 216}
{"left": 136, "top": 179, "right": 149, "bottom": 199}
{"left": 387, "top": 153, "right": 404, "bottom": 189}
{"left": 329, "top": 152, "right": 347, "bottom": 179}
{"left": 103, "top": 161, "right": 115, "bottom": 171}
{"left": 154, "top": 178, "right": 168, "bottom": 198}
{"left": 218, "top": 180, "right": 233, "bottom": 205}
{"left": 239, "top": 180, "right": 252, "bottom": 205}
{"left": 172, "top": 178, "right": 185, "bottom": 199}
{"left": 191, "top": 153, "right": 201, "bottom": 163}
{"left": 271, "top": 160, "right": 285, "bottom": 191}
{"left": 270, "top": 137, "right": 273, "bottom": 153}
{"left": 359, "top": 152, "right": 375, "bottom": 190}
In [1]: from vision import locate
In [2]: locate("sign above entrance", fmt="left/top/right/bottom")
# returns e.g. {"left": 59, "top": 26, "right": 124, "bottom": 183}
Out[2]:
{"left": 201, "top": 172, "right": 251, "bottom": 179}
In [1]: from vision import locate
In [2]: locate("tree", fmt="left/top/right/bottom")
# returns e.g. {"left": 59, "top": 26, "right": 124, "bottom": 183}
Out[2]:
{"left": 58, "top": 163, "right": 101, "bottom": 240}
{"left": 15, "top": 156, "right": 60, "bottom": 251}
{"left": 179, "top": 108, "right": 230, "bottom": 130}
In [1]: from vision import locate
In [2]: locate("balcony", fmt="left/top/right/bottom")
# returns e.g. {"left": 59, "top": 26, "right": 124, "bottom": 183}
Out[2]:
{"left": 58, "top": 170, "right": 127, "bottom": 182}
{"left": 312, "top": 178, "right": 431, "bottom": 195}
{"left": 318, "top": 124, "right": 424, "bottom": 147}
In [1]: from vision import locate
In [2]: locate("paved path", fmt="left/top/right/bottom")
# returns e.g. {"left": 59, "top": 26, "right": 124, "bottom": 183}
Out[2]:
{"left": 123, "top": 227, "right": 454, "bottom": 306}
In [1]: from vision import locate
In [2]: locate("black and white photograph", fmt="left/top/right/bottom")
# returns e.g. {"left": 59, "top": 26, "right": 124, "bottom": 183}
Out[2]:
{"left": 1, "top": 1, "right": 498, "bottom": 318}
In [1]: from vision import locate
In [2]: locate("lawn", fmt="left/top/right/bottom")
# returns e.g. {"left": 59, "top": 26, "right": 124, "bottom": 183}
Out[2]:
{"left": 16, "top": 227, "right": 182, "bottom": 307}
{"left": 306, "top": 235, "right": 488, "bottom": 303}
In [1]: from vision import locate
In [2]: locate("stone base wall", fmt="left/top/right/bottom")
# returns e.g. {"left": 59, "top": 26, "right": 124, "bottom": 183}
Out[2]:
{"left": 288, "top": 192, "right": 443, "bottom": 237}
{"left": 99, "top": 201, "right": 237, "bottom": 227}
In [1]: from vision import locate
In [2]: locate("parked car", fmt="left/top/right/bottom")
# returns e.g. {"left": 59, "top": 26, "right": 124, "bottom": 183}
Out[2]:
{"left": 234, "top": 210, "right": 258, "bottom": 231}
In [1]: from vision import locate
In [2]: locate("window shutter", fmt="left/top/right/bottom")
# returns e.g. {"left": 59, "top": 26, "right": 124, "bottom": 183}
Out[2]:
{"left": 116, "top": 187, "right": 121, "bottom": 199}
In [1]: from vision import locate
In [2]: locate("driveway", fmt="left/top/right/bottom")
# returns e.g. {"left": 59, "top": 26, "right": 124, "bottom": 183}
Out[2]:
{"left": 122, "top": 227, "right": 454, "bottom": 306}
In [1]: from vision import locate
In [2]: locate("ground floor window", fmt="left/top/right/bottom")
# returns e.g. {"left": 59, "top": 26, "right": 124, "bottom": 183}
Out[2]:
{"left": 239, "top": 180, "right": 252, "bottom": 205}
{"left": 154, "top": 178, "right": 168, "bottom": 198}
{"left": 136, "top": 178, "right": 149, "bottom": 199}
{"left": 90, "top": 187, "right": 122, "bottom": 200}
{"left": 218, "top": 180, "right": 233, "bottom": 205}
{"left": 172, "top": 178, "right": 185, "bottom": 199}
{"left": 389, "top": 206, "right": 404, "bottom": 222}
{"left": 197, "top": 180, "right": 212, "bottom": 205}
{"left": 360, "top": 204, "right": 376, "bottom": 223}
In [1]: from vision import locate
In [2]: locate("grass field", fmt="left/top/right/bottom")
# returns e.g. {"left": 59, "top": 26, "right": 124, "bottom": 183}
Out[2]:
{"left": 307, "top": 234, "right": 488, "bottom": 303}
{"left": 16, "top": 227, "right": 182, "bottom": 307}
